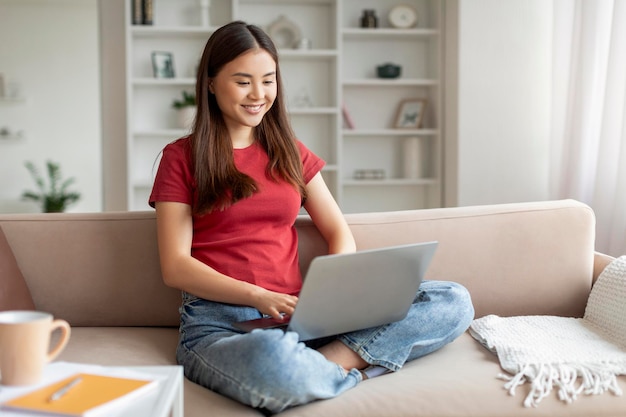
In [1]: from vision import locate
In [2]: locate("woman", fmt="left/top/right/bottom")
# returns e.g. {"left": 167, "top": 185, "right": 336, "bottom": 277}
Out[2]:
{"left": 150, "top": 21, "right": 474, "bottom": 414}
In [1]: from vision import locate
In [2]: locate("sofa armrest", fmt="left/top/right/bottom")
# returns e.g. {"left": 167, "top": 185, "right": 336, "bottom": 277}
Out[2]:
{"left": 593, "top": 251, "right": 616, "bottom": 285}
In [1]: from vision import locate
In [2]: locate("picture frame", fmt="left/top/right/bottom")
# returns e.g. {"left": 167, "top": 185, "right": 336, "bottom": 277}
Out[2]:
{"left": 151, "top": 51, "right": 175, "bottom": 78}
{"left": 394, "top": 99, "right": 427, "bottom": 129}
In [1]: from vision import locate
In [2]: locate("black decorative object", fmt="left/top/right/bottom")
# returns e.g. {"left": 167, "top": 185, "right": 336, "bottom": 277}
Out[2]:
{"left": 377, "top": 63, "right": 402, "bottom": 79}
{"left": 360, "top": 9, "right": 378, "bottom": 28}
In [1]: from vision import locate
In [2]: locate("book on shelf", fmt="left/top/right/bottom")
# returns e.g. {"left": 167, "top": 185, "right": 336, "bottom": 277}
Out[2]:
{"left": 1, "top": 372, "right": 157, "bottom": 416}
{"left": 342, "top": 103, "right": 355, "bottom": 129}
{"left": 131, "top": 0, "right": 153, "bottom": 26}
{"left": 131, "top": 0, "right": 142, "bottom": 25}
{"left": 142, "top": 0, "right": 153, "bottom": 25}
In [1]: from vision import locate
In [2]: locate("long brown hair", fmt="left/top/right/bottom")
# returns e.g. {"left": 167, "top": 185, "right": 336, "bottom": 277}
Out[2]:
{"left": 190, "top": 21, "right": 306, "bottom": 214}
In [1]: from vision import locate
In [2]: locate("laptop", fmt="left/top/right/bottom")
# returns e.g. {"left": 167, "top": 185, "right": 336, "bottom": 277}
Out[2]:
{"left": 233, "top": 241, "right": 438, "bottom": 341}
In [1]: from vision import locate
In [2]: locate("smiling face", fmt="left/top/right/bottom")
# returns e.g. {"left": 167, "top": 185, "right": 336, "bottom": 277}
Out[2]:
{"left": 209, "top": 49, "right": 277, "bottom": 147}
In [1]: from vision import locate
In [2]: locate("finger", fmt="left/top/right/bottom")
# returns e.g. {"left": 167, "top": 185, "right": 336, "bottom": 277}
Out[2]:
{"left": 268, "top": 307, "right": 283, "bottom": 320}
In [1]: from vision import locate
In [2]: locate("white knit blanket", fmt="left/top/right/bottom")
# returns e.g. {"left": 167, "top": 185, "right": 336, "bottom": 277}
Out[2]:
{"left": 469, "top": 256, "right": 626, "bottom": 407}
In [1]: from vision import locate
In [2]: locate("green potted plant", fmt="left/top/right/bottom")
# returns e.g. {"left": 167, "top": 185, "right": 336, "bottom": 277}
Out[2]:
{"left": 22, "top": 160, "right": 81, "bottom": 213}
{"left": 172, "top": 90, "right": 196, "bottom": 129}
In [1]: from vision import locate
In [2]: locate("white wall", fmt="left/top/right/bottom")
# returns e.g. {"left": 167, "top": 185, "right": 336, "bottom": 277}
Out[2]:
{"left": 0, "top": 0, "right": 101, "bottom": 212}
{"left": 453, "top": 0, "right": 553, "bottom": 206}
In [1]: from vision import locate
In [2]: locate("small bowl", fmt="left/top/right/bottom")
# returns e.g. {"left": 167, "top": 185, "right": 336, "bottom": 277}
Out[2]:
{"left": 377, "top": 63, "right": 402, "bottom": 79}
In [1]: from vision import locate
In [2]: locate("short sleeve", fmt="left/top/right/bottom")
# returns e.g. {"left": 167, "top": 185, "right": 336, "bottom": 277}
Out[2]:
{"left": 297, "top": 140, "right": 325, "bottom": 183}
{"left": 149, "top": 138, "right": 195, "bottom": 208}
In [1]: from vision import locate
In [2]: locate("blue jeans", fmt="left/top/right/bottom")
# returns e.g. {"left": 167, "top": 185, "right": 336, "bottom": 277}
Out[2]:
{"left": 176, "top": 280, "right": 474, "bottom": 414}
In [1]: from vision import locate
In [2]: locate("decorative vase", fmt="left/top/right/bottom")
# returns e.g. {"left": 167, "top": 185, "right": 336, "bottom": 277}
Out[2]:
{"left": 177, "top": 107, "right": 196, "bottom": 130}
{"left": 403, "top": 137, "right": 426, "bottom": 179}
{"left": 199, "top": 0, "right": 210, "bottom": 27}
{"left": 360, "top": 9, "right": 378, "bottom": 28}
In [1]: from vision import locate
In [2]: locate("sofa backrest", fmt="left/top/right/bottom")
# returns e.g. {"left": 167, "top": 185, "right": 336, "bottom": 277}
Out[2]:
{"left": 0, "top": 199, "right": 595, "bottom": 326}
{"left": 0, "top": 211, "right": 179, "bottom": 326}
{"left": 298, "top": 199, "right": 596, "bottom": 319}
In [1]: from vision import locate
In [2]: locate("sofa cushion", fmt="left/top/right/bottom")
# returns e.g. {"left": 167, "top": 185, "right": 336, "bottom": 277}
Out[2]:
{"left": 278, "top": 333, "right": 626, "bottom": 417}
{"left": 58, "top": 327, "right": 626, "bottom": 417}
{"left": 0, "top": 226, "right": 35, "bottom": 311}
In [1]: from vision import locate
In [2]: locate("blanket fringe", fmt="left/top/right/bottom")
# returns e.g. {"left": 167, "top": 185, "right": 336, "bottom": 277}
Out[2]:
{"left": 498, "top": 363, "right": 623, "bottom": 407}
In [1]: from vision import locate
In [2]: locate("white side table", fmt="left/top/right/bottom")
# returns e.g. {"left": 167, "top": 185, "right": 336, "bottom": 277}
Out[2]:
{"left": 114, "top": 365, "right": 184, "bottom": 417}
{"left": 0, "top": 362, "right": 184, "bottom": 417}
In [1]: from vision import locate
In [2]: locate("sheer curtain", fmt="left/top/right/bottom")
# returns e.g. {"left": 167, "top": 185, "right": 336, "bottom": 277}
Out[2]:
{"left": 550, "top": 0, "right": 626, "bottom": 257}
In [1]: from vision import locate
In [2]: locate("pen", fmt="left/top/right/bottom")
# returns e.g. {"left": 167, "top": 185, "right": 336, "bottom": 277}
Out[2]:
{"left": 48, "top": 376, "right": 82, "bottom": 402}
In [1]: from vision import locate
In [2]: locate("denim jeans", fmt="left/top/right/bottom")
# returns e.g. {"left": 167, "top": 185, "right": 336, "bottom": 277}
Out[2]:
{"left": 176, "top": 280, "right": 474, "bottom": 414}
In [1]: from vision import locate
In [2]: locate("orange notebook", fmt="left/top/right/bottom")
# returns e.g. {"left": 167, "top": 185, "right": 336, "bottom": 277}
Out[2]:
{"left": 1, "top": 373, "right": 156, "bottom": 416}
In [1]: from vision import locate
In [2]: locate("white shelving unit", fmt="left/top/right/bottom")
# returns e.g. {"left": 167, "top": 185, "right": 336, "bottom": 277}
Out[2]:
{"left": 339, "top": 0, "right": 443, "bottom": 213}
{"left": 124, "top": 0, "right": 443, "bottom": 212}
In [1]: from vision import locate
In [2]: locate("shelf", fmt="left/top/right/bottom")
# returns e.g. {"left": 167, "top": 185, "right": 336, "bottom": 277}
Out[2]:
{"left": 133, "top": 129, "right": 188, "bottom": 137}
{"left": 279, "top": 49, "right": 338, "bottom": 59}
{"left": 343, "top": 178, "right": 438, "bottom": 186}
{"left": 131, "top": 25, "right": 215, "bottom": 37}
{"left": 342, "top": 129, "right": 438, "bottom": 136}
{"left": 343, "top": 79, "right": 439, "bottom": 87}
{"left": 342, "top": 28, "right": 439, "bottom": 38}
{"left": 133, "top": 78, "right": 196, "bottom": 86}
{"left": 239, "top": 0, "right": 335, "bottom": 4}
{"left": 289, "top": 107, "right": 338, "bottom": 115}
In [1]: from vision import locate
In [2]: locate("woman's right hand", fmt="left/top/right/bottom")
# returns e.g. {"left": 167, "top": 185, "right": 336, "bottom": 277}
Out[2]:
{"left": 254, "top": 289, "right": 298, "bottom": 320}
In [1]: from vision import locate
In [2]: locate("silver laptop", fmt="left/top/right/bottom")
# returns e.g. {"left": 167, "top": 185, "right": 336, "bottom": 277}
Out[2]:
{"left": 233, "top": 241, "right": 438, "bottom": 341}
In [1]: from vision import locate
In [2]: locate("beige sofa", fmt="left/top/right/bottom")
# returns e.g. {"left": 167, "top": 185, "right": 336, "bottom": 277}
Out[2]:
{"left": 0, "top": 199, "right": 623, "bottom": 417}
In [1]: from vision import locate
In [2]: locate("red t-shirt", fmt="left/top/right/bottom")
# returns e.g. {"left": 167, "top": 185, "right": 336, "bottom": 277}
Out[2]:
{"left": 149, "top": 137, "right": 324, "bottom": 295}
